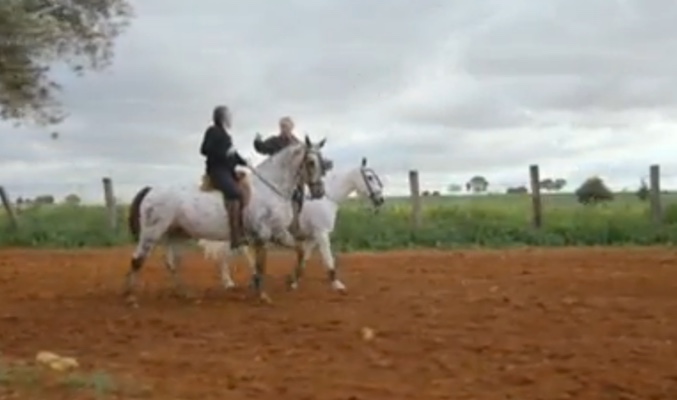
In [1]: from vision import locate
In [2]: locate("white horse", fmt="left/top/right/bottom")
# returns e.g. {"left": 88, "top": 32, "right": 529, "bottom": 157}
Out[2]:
{"left": 124, "top": 136, "right": 327, "bottom": 305}
{"left": 198, "top": 157, "right": 385, "bottom": 293}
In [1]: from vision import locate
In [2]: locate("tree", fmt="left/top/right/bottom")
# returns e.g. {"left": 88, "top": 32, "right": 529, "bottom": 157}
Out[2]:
{"left": 575, "top": 176, "right": 613, "bottom": 204}
{"left": 506, "top": 186, "right": 528, "bottom": 194}
{"left": 0, "top": 0, "right": 133, "bottom": 126}
{"left": 539, "top": 177, "right": 567, "bottom": 191}
{"left": 64, "top": 193, "right": 80, "bottom": 204}
{"left": 34, "top": 194, "right": 54, "bottom": 204}
{"left": 432, "top": 191, "right": 440, "bottom": 196}
{"left": 636, "top": 179, "right": 649, "bottom": 201}
{"left": 553, "top": 178, "right": 567, "bottom": 191}
{"left": 539, "top": 178, "right": 554, "bottom": 191}
{"left": 422, "top": 190, "right": 430, "bottom": 196}
{"left": 446, "top": 183, "right": 462, "bottom": 193}
{"left": 466, "top": 175, "right": 489, "bottom": 193}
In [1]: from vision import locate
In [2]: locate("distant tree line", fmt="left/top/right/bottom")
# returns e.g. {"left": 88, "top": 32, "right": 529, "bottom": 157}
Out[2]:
{"left": 440, "top": 174, "right": 655, "bottom": 206}
{"left": 16, "top": 193, "right": 80, "bottom": 207}
{"left": 443, "top": 176, "right": 568, "bottom": 195}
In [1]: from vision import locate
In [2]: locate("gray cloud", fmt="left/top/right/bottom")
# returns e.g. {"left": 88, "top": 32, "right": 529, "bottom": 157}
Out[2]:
{"left": 2, "top": 0, "right": 677, "bottom": 200}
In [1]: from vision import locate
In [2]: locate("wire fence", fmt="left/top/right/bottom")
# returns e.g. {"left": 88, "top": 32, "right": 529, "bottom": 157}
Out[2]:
{"left": 0, "top": 163, "right": 671, "bottom": 232}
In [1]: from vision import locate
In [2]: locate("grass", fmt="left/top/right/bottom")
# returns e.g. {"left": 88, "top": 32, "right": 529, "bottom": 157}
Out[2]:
{"left": 2, "top": 192, "right": 677, "bottom": 250}
{"left": 0, "top": 356, "right": 144, "bottom": 398}
{"left": 60, "top": 370, "right": 118, "bottom": 396}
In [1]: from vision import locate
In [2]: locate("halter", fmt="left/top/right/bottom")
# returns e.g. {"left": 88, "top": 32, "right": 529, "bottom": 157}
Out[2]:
{"left": 360, "top": 167, "right": 384, "bottom": 207}
{"left": 249, "top": 145, "right": 323, "bottom": 200}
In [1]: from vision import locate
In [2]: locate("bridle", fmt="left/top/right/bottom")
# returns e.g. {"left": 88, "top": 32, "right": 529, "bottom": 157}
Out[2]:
{"left": 248, "top": 146, "right": 323, "bottom": 200}
{"left": 359, "top": 167, "right": 384, "bottom": 207}
{"left": 299, "top": 146, "right": 325, "bottom": 199}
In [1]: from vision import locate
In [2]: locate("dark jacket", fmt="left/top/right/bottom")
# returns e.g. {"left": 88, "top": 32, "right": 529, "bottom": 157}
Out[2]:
{"left": 253, "top": 133, "right": 299, "bottom": 156}
{"left": 200, "top": 124, "right": 246, "bottom": 175}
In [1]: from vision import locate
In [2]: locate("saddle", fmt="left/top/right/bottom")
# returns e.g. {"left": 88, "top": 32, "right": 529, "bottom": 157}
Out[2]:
{"left": 200, "top": 171, "right": 251, "bottom": 207}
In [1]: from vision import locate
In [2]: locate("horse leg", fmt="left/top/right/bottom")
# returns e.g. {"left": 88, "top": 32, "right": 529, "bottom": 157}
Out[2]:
{"left": 239, "top": 245, "right": 257, "bottom": 283}
{"left": 250, "top": 241, "right": 272, "bottom": 304}
{"left": 287, "top": 239, "right": 317, "bottom": 290}
{"left": 273, "top": 226, "right": 298, "bottom": 249}
{"left": 216, "top": 250, "right": 236, "bottom": 290}
{"left": 163, "top": 239, "right": 193, "bottom": 300}
{"left": 216, "top": 243, "right": 258, "bottom": 290}
{"left": 123, "top": 236, "right": 158, "bottom": 307}
{"left": 317, "top": 232, "right": 346, "bottom": 293}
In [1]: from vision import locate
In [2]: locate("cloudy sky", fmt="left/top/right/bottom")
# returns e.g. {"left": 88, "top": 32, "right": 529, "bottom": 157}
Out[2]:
{"left": 2, "top": 0, "right": 677, "bottom": 202}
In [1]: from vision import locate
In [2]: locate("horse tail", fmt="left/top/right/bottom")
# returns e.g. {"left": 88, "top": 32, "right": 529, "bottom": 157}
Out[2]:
{"left": 128, "top": 186, "right": 152, "bottom": 242}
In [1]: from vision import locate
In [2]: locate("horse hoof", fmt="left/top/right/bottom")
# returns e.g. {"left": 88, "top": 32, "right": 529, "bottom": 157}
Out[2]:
{"left": 124, "top": 295, "right": 139, "bottom": 308}
{"left": 331, "top": 281, "right": 347, "bottom": 294}
{"left": 286, "top": 275, "right": 298, "bottom": 290}
{"left": 259, "top": 293, "right": 273, "bottom": 305}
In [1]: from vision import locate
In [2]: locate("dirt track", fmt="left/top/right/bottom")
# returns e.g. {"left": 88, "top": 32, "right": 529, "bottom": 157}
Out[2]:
{"left": 1, "top": 247, "right": 677, "bottom": 399}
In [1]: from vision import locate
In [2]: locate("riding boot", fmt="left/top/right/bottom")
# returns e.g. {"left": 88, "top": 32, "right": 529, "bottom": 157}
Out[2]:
{"left": 289, "top": 202, "right": 302, "bottom": 239}
{"left": 288, "top": 186, "right": 305, "bottom": 239}
{"left": 225, "top": 200, "right": 246, "bottom": 249}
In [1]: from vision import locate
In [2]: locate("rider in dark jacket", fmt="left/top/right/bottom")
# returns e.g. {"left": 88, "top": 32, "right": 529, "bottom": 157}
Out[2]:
{"left": 253, "top": 116, "right": 305, "bottom": 236}
{"left": 200, "top": 105, "right": 248, "bottom": 249}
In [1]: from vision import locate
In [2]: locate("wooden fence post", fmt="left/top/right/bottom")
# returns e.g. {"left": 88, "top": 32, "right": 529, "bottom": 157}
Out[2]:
{"left": 529, "top": 164, "right": 542, "bottom": 229}
{"left": 0, "top": 186, "right": 18, "bottom": 230}
{"left": 102, "top": 177, "right": 118, "bottom": 230}
{"left": 649, "top": 164, "right": 662, "bottom": 225}
{"left": 408, "top": 170, "right": 422, "bottom": 229}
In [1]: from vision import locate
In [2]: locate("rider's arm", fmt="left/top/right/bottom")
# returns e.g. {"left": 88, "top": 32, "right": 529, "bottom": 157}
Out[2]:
{"left": 234, "top": 151, "right": 247, "bottom": 166}
{"left": 253, "top": 135, "right": 283, "bottom": 155}
{"left": 220, "top": 131, "right": 248, "bottom": 166}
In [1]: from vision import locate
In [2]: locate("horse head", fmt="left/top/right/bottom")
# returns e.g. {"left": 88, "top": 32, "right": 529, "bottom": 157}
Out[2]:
{"left": 355, "top": 157, "right": 385, "bottom": 208}
{"left": 287, "top": 135, "right": 327, "bottom": 199}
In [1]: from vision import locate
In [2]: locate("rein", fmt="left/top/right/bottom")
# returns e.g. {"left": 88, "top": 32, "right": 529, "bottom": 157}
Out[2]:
{"left": 248, "top": 167, "right": 299, "bottom": 200}
{"left": 247, "top": 147, "right": 312, "bottom": 200}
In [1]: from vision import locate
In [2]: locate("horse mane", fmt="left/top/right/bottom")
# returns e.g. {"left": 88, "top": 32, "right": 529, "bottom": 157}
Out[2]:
{"left": 256, "top": 142, "right": 305, "bottom": 170}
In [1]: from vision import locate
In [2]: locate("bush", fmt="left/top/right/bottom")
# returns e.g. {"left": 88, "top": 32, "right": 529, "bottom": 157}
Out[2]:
{"left": 0, "top": 195, "right": 675, "bottom": 250}
{"left": 575, "top": 176, "right": 613, "bottom": 204}
{"left": 506, "top": 186, "right": 528, "bottom": 194}
{"left": 636, "top": 180, "right": 649, "bottom": 201}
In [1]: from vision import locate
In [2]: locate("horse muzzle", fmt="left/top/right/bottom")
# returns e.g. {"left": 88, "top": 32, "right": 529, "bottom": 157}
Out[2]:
{"left": 370, "top": 195, "right": 385, "bottom": 212}
{"left": 308, "top": 182, "right": 325, "bottom": 199}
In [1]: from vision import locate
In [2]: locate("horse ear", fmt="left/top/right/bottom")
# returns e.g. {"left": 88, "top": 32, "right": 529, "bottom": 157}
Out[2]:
{"left": 318, "top": 138, "right": 326, "bottom": 148}
{"left": 304, "top": 135, "right": 311, "bottom": 147}
{"left": 361, "top": 157, "right": 367, "bottom": 167}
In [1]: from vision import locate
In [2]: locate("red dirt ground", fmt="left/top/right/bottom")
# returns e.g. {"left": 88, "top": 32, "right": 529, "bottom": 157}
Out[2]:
{"left": 1, "top": 247, "right": 677, "bottom": 400}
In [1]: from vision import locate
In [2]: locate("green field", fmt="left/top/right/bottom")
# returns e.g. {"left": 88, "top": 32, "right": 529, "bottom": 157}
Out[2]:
{"left": 2, "top": 192, "right": 677, "bottom": 250}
